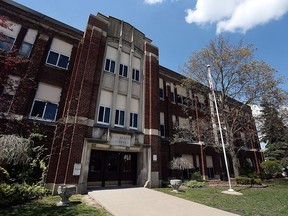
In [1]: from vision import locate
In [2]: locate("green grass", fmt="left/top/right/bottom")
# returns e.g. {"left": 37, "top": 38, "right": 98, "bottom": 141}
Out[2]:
{"left": 0, "top": 195, "right": 110, "bottom": 216}
{"left": 157, "top": 179, "right": 288, "bottom": 216}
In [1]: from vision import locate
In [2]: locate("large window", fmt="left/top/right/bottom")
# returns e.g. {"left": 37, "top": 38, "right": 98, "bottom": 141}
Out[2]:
{"left": 19, "top": 29, "right": 37, "bottom": 58}
{"left": 0, "top": 35, "right": 15, "bottom": 51}
{"left": 98, "top": 106, "right": 111, "bottom": 124}
{"left": 119, "top": 64, "right": 128, "bottom": 77}
{"left": 46, "top": 51, "right": 70, "bottom": 69}
{"left": 30, "top": 100, "right": 58, "bottom": 121}
{"left": 115, "top": 109, "right": 125, "bottom": 127}
{"left": 19, "top": 41, "right": 33, "bottom": 58}
{"left": 132, "top": 69, "right": 140, "bottom": 81}
{"left": 29, "top": 82, "right": 61, "bottom": 122}
{"left": 105, "top": 59, "right": 115, "bottom": 73}
{"left": 46, "top": 38, "right": 72, "bottom": 70}
{"left": 0, "top": 21, "right": 21, "bottom": 52}
{"left": 130, "top": 113, "right": 138, "bottom": 129}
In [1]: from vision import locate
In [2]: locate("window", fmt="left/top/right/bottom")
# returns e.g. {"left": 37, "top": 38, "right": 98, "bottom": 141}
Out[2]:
{"left": 160, "top": 124, "right": 165, "bottom": 137}
{"left": 177, "top": 95, "right": 187, "bottom": 105}
{"left": 30, "top": 82, "right": 62, "bottom": 122}
{"left": 130, "top": 113, "right": 138, "bottom": 129}
{"left": 104, "top": 59, "right": 115, "bottom": 73}
{"left": 160, "top": 112, "right": 165, "bottom": 137}
{"left": 30, "top": 100, "right": 58, "bottom": 121}
{"left": 98, "top": 106, "right": 111, "bottom": 124}
{"left": 171, "top": 91, "right": 176, "bottom": 103}
{"left": 119, "top": 64, "right": 128, "bottom": 77}
{"left": 19, "top": 41, "right": 33, "bottom": 58}
{"left": 46, "top": 51, "right": 70, "bottom": 69}
{"left": 132, "top": 69, "right": 140, "bottom": 81}
{"left": 200, "top": 102, "right": 206, "bottom": 112}
{"left": 0, "top": 34, "right": 15, "bottom": 51}
{"left": 0, "top": 75, "right": 20, "bottom": 113}
{"left": 159, "top": 88, "right": 164, "bottom": 99}
{"left": 115, "top": 109, "right": 125, "bottom": 127}
{"left": 46, "top": 38, "right": 72, "bottom": 70}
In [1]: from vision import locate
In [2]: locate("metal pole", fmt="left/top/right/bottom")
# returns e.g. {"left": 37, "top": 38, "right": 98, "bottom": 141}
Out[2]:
{"left": 207, "top": 65, "right": 234, "bottom": 192}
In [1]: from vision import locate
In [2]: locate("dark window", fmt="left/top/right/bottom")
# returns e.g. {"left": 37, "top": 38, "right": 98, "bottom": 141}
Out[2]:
{"left": 171, "top": 92, "right": 176, "bottom": 103}
{"left": 98, "top": 106, "right": 110, "bottom": 124}
{"left": 119, "top": 64, "right": 128, "bottom": 77}
{"left": 0, "top": 35, "right": 15, "bottom": 51}
{"left": 159, "top": 88, "right": 164, "bottom": 99}
{"left": 132, "top": 69, "right": 140, "bottom": 81}
{"left": 46, "top": 51, "right": 69, "bottom": 69}
{"left": 105, "top": 59, "right": 115, "bottom": 73}
{"left": 115, "top": 109, "right": 125, "bottom": 126}
{"left": 30, "top": 100, "right": 58, "bottom": 121}
{"left": 19, "top": 42, "right": 33, "bottom": 58}
{"left": 130, "top": 113, "right": 138, "bottom": 129}
{"left": 160, "top": 124, "right": 165, "bottom": 137}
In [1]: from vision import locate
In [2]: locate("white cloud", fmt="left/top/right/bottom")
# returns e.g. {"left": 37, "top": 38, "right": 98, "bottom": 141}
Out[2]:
{"left": 185, "top": 0, "right": 288, "bottom": 34}
{"left": 144, "top": 0, "right": 165, "bottom": 5}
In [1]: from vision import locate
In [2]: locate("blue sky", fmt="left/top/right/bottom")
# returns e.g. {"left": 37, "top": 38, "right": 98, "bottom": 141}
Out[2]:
{"left": 13, "top": 0, "right": 288, "bottom": 90}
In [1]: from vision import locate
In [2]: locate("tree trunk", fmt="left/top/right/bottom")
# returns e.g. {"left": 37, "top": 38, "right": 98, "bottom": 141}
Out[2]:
{"left": 229, "top": 149, "right": 239, "bottom": 177}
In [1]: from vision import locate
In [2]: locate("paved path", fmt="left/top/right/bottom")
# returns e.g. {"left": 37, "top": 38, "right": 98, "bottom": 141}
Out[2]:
{"left": 88, "top": 187, "right": 239, "bottom": 216}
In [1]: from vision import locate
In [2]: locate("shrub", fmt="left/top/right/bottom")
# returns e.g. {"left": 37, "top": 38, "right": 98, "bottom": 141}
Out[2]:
{"left": 184, "top": 180, "right": 207, "bottom": 188}
{"left": 190, "top": 172, "right": 203, "bottom": 182}
{"left": 236, "top": 176, "right": 262, "bottom": 185}
{"left": 0, "top": 183, "right": 50, "bottom": 207}
{"left": 260, "top": 160, "right": 282, "bottom": 179}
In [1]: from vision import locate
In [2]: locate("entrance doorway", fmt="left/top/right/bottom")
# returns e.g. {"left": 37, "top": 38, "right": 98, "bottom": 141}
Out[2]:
{"left": 88, "top": 150, "right": 137, "bottom": 187}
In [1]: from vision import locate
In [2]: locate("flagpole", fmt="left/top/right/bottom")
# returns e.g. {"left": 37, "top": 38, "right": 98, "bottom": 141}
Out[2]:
{"left": 207, "top": 65, "right": 234, "bottom": 192}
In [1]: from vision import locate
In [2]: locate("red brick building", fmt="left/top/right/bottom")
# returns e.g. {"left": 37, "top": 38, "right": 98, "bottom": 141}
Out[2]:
{"left": 0, "top": 0, "right": 263, "bottom": 194}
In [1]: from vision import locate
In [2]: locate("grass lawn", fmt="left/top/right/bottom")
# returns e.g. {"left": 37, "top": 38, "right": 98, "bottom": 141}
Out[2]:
{"left": 157, "top": 179, "right": 288, "bottom": 216}
{"left": 0, "top": 195, "right": 110, "bottom": 216}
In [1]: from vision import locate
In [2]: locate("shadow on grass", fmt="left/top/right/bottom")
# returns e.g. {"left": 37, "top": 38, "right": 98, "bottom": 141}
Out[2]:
{"left": 0, "top": 199, "right": 96, "bottom": 216}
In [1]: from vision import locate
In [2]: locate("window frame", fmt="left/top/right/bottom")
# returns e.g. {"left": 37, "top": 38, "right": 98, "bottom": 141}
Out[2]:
{"left": 29, "top": 99, "right": 58, "bottom": 122}
{"left": 115, "top": 109, "right": 125, "bottom": 127}
{"left": 104, "top": 58, "right": 116, "bottom": 73}
{"left": 132, "top": 68, "right": 140, "bottom": 82}
{"left": 46, "top": 50, "right": 70, "bottom": 70}
{"left": 129, "top": 112, "right": 138, "bottom": 129}
{"left": 97, "top": 105, "right": 111, "bottom": 125}
{"left": 119, "top": 64, "right": 128, "bottom": 77}
{"left": 0, "top": 34, "right": 15, "bottom": 52}
{"left": 19, "top": 41, "right": 33, "bottom": 58}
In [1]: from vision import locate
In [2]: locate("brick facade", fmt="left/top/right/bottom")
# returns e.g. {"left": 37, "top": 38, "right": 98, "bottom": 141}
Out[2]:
{"left": 0, "top": 0, "right": 264, "bottom": 194}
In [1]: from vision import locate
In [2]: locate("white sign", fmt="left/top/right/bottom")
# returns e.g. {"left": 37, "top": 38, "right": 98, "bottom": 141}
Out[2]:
{"left": 110, "top": 133, "right": 131, "bottom": 147}
{"left": 73, "top": 163, "right": 81, "bottom": 176}
{"left": 153, "top": 155, "right": 157, "bottom": 161}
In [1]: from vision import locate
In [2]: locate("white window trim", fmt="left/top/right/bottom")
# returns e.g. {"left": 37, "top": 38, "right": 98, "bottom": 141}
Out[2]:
{"left": 45, "top": 50, "right": 70, "bottom": 70}
{"left": 130, "top": 112, "right": 138, "bottom": 129}
{"left": 119, "top": 63, "right": 128, "bottom": 78}
{"left": 132, "top": 68, "right": 140, "bottom": 82}
{"left": 29, "top": 99, "right": 59, "bottom": 122}
{"left": 97, "top": 105, "right": 111, "bottom": 125}
{"left": 104, "top": 58, "right": 116, "bottom": 73}
{"left": 115, "top": 109, "right": 125, "bottom": 127}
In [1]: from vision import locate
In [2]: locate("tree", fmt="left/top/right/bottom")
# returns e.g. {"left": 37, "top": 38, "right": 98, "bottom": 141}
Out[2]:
{"left": 260, "top": 100, "right": 286, "bottom": 145}
{"left": 180, "top": 35, "right": 287, "bottom": 177}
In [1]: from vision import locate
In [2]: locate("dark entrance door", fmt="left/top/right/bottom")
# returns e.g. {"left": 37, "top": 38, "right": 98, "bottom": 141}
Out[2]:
{"left": 88, "top": 150, "right": 137, "bottom": 187}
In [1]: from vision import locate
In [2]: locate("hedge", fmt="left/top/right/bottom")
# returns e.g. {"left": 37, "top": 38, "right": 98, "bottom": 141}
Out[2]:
{"left": 0, "top": 183, "right": 50, "bottom": 207}
{"left": 236, "top": 176, "right": 262, "bottom": 185}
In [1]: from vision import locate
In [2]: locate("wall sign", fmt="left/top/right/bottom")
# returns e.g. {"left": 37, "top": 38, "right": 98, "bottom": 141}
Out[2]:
{"left": 110, "top": 133, "right": 131, "bottom": 147}
{"left": 73, "top": 163, "right": 81, "bottom": 176}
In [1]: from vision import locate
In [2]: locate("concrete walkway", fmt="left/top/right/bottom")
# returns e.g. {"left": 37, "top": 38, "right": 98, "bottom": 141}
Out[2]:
{"left": 88, "top": 187, "right": 239, "bottom": 216}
